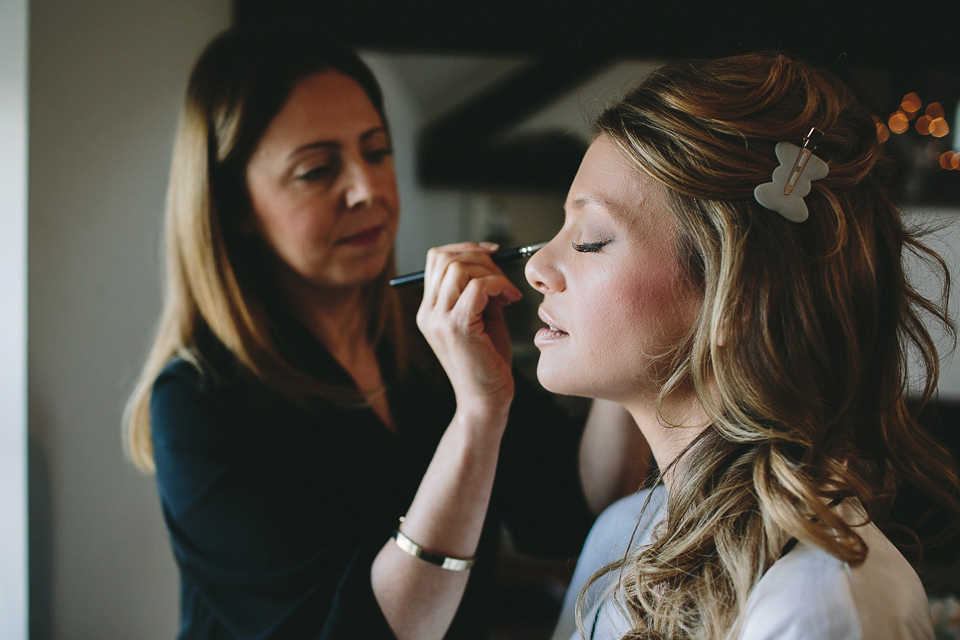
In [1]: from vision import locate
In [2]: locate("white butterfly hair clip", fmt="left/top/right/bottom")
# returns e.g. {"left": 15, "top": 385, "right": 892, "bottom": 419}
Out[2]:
{"left": 754, "top": 127, "right": 829, "bottom": 223}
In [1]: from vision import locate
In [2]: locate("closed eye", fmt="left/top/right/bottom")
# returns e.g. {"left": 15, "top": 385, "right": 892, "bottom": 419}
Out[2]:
{"left": 572, "top": 240, "right": 610, "bottom": 253}
{"left": 297, "top": 165, "right": 334, "bottom": 181}
{"left": 365, "top": 147, "right": 393, "bottom": 164}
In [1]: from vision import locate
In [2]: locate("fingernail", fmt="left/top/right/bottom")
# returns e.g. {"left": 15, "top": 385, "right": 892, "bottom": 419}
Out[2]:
{"left": 480, "top": 242, "right": 499, "bottom": 251}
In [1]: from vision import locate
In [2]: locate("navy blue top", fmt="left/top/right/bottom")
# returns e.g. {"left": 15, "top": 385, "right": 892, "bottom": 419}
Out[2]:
{"left": 150, "top": 321, "right": 594, "bottom": 639}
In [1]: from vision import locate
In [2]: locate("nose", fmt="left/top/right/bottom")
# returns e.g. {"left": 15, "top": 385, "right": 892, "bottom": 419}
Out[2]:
{"left": 525, "top": 238, "right": 564, "bottom": 293}
{"left": 343, "top": 160, "right": 376, "bottom": 210}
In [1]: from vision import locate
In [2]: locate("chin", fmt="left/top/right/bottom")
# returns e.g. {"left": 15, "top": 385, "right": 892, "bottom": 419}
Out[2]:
{"left": 347, "top": 254, "right": 392, "bottom": 286}
{"left": 537, "top": 357, "right": 640, "bottom": 403}
{"left": 536, "top": 360, "right": 590, "bottom": 398}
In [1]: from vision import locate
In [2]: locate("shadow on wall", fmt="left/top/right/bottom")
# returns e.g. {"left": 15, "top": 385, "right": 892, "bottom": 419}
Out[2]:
{"left": 29, "top": 430, "right": 53, "bottom": 640}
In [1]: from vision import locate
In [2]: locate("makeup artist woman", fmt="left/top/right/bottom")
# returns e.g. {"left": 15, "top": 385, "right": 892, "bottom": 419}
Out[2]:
{"left": 124, "top": 27, "right": 645, "bottom": 640}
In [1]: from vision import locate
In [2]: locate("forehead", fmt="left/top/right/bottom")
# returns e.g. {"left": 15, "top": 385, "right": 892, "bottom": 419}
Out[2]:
{"left": 261, "top": 70, "right": 384, "bottom": 143}
{"left": 567, "top": 135, "right": 672, "bottom": 232}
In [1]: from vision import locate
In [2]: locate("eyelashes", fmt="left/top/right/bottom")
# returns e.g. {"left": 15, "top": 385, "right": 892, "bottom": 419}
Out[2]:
{"left": 366, "top": 148, "right": 393, "bottom": 163}
{"left": 295, "top": 148, "right": 393, "bottom": 182}
{"left": 572, "top": 239, "right": 611, "bottom": 253}
{"left": 297, "top": 165, "right": 333, "bottom": 181}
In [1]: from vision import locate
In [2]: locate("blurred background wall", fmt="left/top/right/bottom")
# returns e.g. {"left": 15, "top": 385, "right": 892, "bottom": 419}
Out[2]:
{"left": 7, "top": 2, "right": 960, "bottom": 639}
{"left": 26, "top": 2, "right": 231, "bottom": 638}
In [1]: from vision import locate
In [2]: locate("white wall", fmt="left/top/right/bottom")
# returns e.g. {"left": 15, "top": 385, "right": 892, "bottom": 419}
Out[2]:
{"left": 361, "top": 52, "right": 467, "bottom": 274}
{"left": 1, "top": 0, "right": 29, "bottom": 637}
{"left": 28, "top": 1, "right": 231, "bottom": 637}
{"left": 903, "top": 206, "right": 960, "bottom": 399}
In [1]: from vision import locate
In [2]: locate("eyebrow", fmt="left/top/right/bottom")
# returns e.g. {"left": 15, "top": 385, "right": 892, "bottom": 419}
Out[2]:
{"left": 568, "top": 195, "right": 632, "bottom": 221}
{"left": 568, "top": 194, "right": 651, "bottom": 233}
{"left": 570, "top": 195, "right": 615, "bottom": 210}
{"left": 286, "top": 126, "right": 388, "bottom": 160}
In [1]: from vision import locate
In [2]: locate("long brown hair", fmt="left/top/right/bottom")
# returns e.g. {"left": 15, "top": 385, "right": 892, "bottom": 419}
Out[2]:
{"left": 124, "top": 27, "right": 406, "bottom": 473}
{"left": 583, "top": 52, "right": 960, "bottom": 638}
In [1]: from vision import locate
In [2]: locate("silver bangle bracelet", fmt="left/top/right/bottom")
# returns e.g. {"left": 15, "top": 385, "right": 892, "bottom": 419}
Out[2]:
{"left": 392, "top": 518, "right": 475, "bottom": 571}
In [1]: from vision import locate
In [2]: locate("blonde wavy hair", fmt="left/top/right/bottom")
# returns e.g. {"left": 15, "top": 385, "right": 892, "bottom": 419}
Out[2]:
{"left": 580, "top": 52, "right": 960, "bottom": 638}
{"left": 124, "top": 27, "right": 406, "bottom": 473}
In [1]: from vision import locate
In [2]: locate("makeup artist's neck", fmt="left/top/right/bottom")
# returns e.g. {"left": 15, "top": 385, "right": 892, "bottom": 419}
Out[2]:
{"left": 287, "top": 284, "right": 371, "bottom": 357}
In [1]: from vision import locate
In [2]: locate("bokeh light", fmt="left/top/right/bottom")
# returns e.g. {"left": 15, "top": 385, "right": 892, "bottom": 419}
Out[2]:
{"left": 926, "top": 102, "right": 945, "bottom": 119}
{"left": 888, "top": 111, "right": 909, "bottom": 134}
{"left": 876, "top": 121, "right": 890, "bottom": 143}
{"left": 901, "top": 92, "right": 923, "bottom": 113}
{"left": 930, "top": 117, "right": 950, "bottom": 138}
{"left": 886, "top": 93, "right": 958, "bottom": 175}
